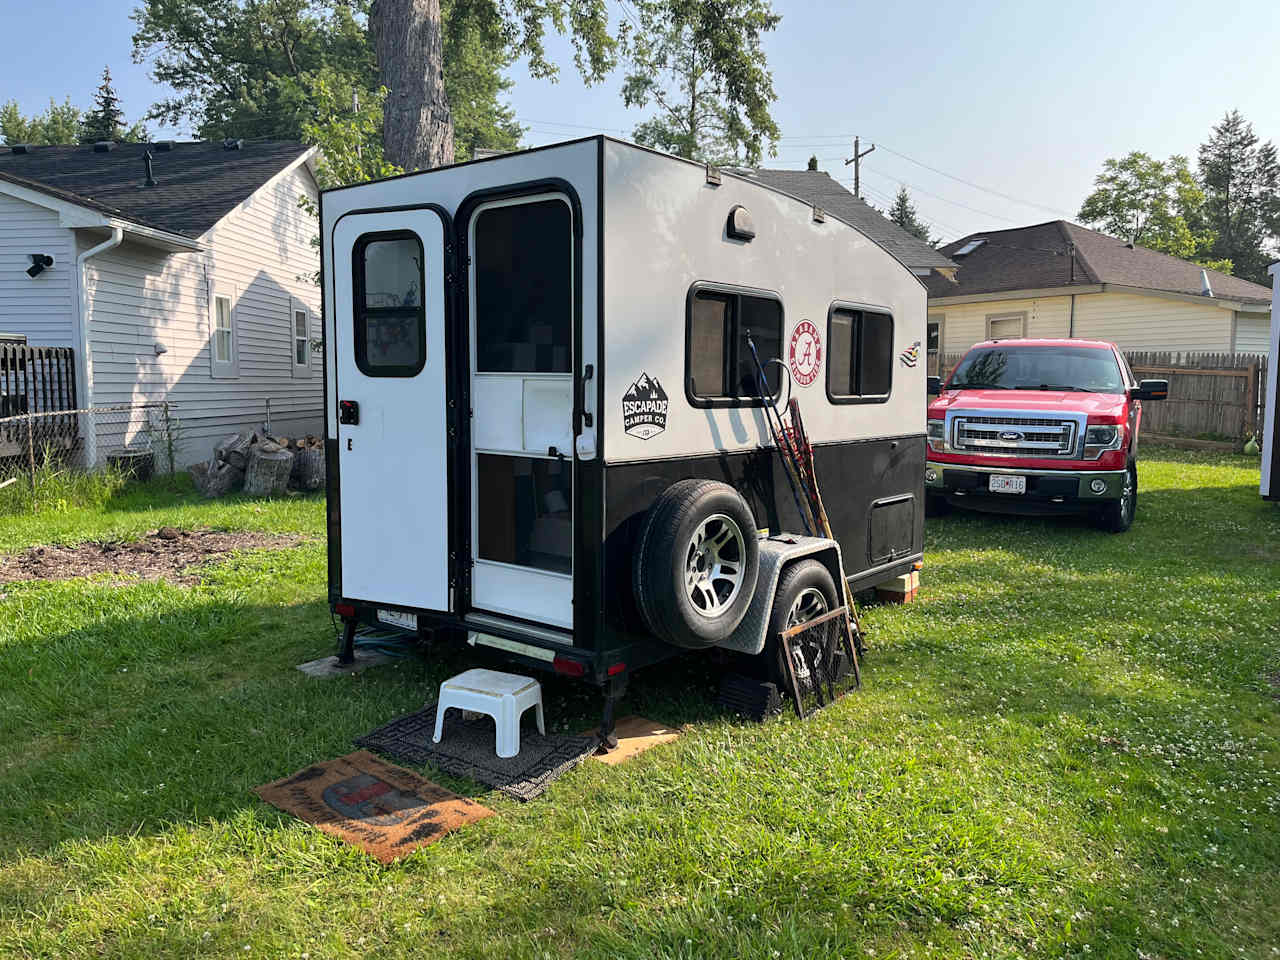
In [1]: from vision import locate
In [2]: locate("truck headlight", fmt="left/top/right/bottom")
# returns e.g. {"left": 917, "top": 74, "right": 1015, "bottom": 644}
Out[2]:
{"left": 1083, "top": 423, "right": 1123, "bottom": 459}
{"left": 927, "top": 418, "right": 945, "bottom": 452}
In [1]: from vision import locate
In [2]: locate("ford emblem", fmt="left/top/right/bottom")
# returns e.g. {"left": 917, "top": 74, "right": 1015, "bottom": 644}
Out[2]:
{"left": 999, "top": 430, "right": 1023, "bottom": 442}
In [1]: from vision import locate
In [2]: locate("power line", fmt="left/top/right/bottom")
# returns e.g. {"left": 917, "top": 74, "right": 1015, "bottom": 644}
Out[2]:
{"left": 860, "top": 166, "right": 1024, "bottom": 225}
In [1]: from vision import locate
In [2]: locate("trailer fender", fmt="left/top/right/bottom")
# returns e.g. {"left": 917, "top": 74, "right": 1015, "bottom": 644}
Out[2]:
{"left": 718, "top": 535, "right": 845, "bottom": 656}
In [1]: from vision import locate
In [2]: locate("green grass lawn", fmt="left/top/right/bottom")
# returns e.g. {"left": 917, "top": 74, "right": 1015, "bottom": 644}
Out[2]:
{"left": 1, "top": 448, "right": 1278, "bottom": 959}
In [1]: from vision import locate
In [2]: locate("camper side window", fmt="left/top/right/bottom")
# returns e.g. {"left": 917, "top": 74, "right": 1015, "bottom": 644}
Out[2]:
{"left": 686, "top": 284, "right": 783, "bottom": 405}
{"left": 827, "top": 305, "right": 894, "bottom": 403}
{"left": 352, "top": 232, "right": 426, "bottom": 377}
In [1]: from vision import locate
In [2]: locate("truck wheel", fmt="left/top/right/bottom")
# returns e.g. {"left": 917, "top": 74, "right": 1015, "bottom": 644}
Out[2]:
{"left": 763, "top": 559, "right": 839, "bottom": 688}
{"left": 633, "top": 479, "right": 760, "bottom": 649}
{"left": 1097, "top": 463, "right": 1137, "bottom": 533}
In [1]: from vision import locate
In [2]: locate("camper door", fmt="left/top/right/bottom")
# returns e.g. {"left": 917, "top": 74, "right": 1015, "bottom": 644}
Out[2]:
{"left": 333, "top": 208, "right": 451, "bottom": 612}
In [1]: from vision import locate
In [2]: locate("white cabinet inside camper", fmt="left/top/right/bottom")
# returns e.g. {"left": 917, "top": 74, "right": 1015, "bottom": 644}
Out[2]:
{"left": 333, "top": 208, "right": 450, "bottom": 611}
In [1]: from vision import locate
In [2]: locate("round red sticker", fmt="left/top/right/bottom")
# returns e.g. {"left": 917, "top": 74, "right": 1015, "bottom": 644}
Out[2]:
{"left": 788, "top": 320, "right": 822, "bottom": 387}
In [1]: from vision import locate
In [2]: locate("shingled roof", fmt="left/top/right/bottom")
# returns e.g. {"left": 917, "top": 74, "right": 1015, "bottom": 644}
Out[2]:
{"left": 0, "top": 140, "right": 314, "bottom": 239}
{"left": 736, "top": 168, "right": 956, "bottom": 273}
{"left": 927, "top": 220, "right": 1272, "bottom": 306}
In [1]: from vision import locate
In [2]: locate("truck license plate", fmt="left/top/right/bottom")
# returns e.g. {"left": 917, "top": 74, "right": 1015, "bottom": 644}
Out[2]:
{"left": 377, "top": 608, "right": 418, "bottom": 630}
{"left": 989, "top": 474, "right": 1027, "bottom": 494}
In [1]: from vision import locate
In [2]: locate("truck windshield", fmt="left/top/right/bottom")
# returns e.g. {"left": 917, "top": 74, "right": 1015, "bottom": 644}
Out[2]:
{"left": 948, "top": 345, "right": 1125, "bottom": 393}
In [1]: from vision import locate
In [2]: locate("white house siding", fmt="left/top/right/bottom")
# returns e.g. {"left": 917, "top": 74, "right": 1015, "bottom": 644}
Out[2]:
{"left": 1232, "top": 311, "right": 1271, "bottom": 353}
{"left": 82, "top": 163, "right": 323, "bottom": 466}
{"left": 931, "top": 295, "right": 1072, "bottom": 355}
{"left": 1071, "top": 292, "right": 1231, "bottom": 352}
{"left": 930, "top": 290, "right": 1240, "bottom": 356}
{"left": 0, "top": 192, "right": 76, "bottom": 345}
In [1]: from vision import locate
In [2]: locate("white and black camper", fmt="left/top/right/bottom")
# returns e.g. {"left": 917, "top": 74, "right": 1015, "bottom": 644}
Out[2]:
{"left": 320, "top": 136, "right": 926, "bottom": 734}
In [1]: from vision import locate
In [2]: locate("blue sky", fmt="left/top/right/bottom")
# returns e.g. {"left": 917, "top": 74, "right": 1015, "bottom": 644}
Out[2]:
{"left": 4, "top": 0, "right": 1278, "bottom": 244}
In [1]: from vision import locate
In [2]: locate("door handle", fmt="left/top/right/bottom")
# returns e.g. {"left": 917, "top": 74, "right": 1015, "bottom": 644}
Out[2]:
{"left": 575, "top": 363, "right": 594, "bottom": 431}
{"left": 547, "top": 446, "right": 567, "bottom": 461}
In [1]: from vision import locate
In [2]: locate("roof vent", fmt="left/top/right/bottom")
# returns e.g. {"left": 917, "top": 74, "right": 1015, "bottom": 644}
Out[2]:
{"left": 10, "top": 144, "right": 30, "bottom": 155}
{"left": 153, "top": 140, "right": 176, "bottom": 152}
{"left": 223, "top": 138, "right": 244, "bottom": 151}
{"left": 1200, "top": 268, "right": 1214, "bottom": 298}
{"left": 92, "top": 141, "right": 115, "bottom": 153}
{"left": 143, "top": 150, "right": 157, "bottom": 188}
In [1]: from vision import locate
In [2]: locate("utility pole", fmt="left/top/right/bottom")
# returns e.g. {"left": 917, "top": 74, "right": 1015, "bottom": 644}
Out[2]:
{"left": 844, "top": 136, "right": 875, "bottom": 199}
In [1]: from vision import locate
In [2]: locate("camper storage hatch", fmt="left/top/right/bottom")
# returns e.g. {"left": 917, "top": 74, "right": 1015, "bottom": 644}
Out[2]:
{"left": 321, "top": 136, "right": 927, "bottom": 730}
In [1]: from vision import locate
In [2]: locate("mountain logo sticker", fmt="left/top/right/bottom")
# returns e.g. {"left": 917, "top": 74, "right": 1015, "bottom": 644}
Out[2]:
{"left": 622, "top": 372, "right": 669, "bottom": 440}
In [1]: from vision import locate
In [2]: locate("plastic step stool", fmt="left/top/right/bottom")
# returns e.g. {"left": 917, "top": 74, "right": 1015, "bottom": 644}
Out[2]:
{"left": 433, "top": 669, "right": 545, "bottom": 758}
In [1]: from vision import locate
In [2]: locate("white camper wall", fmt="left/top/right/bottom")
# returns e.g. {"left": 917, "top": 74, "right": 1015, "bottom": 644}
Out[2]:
{"left": 600, "top": 140, "right": 926, "bottom": 464}
{"left": 320, "top": 138, "right": 601, "bottom": 444}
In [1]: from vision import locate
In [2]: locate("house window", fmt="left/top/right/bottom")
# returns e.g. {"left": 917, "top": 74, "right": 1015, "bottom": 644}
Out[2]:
{"left": 686, "top": 283, "right": 783, "bottom": 405}
{"left": 987, "top": 313, "right": 1025, "bottom": 340}
{"left": 210, "top": 284, "right": 237, "bottom": 378}
{"left": 927, "top": 314, "right": 943, "bottom": 375}
{"left": 291, "top": 298, "right": 310, "bottom": 377}
{"left": 353, "top": 231, "right": 426, "bottom": 377}
{"left": 827, "top": 304, "right": 894, "bottom": 403}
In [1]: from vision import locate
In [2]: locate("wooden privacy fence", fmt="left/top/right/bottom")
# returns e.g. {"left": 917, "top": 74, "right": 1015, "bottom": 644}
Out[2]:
{"left": 935, "top": 349, "right": 1269, "bottom": 447}
{"left": 1125, "top": 352, "right": 1267, "bottom": 445}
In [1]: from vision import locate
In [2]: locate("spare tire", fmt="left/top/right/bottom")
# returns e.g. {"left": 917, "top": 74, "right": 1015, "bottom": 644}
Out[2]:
{"left": 633, "top": 479, "right": 760, "bottom": 649}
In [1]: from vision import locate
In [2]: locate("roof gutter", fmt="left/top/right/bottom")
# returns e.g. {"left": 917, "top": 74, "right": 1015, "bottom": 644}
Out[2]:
{"left": 76, "top": 225, "right": 123, "bottom": 467}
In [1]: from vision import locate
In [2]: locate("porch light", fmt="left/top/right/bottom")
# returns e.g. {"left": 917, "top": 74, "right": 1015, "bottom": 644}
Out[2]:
{"left": 26, "top": 254, "right": 53, "bottom": 278}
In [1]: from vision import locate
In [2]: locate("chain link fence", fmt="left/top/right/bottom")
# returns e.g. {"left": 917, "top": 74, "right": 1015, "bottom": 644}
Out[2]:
{"left": 0, "top": 401, "right": 180, "bottom": 485}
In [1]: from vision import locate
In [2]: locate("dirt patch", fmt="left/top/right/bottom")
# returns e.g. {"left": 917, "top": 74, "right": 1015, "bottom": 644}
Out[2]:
{"left": 0, "top": 527, "right": 311, "bottom": 586}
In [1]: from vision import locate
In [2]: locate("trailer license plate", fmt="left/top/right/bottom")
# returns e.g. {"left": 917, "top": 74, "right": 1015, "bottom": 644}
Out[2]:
{"left": 377, "top": 608, "right": 418, "bottom": 630}
{"left": 989, "top": 475, "right": 1026, "bottom": 494}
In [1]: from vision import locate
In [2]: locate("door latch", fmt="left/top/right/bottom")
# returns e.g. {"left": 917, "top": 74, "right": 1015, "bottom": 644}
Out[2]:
{"left": 339, "top": 400, "right": 359, "bottom": 425}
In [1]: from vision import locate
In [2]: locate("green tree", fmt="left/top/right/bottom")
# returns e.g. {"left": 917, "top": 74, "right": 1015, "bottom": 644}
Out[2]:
{"left": 618, "top": 0, "right": 780, "bottom": 165}
{"left": 0, "top": 98, "right": 83, "bottom": 145}
{"left": 1077, "top": 151, "right": 1217, "bottom": 261}
{"left": 79, "top": 67, "right": 133, "bottom": 143}
{"left": 1196, "top": 110, "right": 1280, "bottom": 285}
{"left": 887, "top": 185, "right": 934, "bottom": 245}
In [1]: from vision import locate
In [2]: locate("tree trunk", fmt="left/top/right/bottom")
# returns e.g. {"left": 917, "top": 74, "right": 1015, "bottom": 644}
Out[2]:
{"left": 372, "top": 0, "right": 454, "bottom": 171}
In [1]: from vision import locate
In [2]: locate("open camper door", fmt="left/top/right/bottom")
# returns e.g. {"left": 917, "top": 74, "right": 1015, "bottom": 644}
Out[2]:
{"left": 332, "top": 208, "right": 451, "bottom": 612}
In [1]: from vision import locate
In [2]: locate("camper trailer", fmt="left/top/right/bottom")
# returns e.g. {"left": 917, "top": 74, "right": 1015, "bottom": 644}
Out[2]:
{"left": 320, "top": 136, "right": 926, "bottom": 734}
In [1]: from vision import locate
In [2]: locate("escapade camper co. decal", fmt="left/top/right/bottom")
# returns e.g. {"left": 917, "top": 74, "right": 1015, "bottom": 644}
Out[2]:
{"left": 623, "top": 372, "right": 669, "bottom": 439}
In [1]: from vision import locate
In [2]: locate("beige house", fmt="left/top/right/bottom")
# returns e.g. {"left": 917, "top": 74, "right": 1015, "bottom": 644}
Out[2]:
{"left": 926, "top": 221, "right": 1273, "bottom": 371}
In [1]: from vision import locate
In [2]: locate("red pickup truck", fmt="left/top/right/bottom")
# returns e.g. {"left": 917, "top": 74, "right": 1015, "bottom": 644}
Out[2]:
{"left": 925, "top": 338, "right": 1167, "bottom": 532}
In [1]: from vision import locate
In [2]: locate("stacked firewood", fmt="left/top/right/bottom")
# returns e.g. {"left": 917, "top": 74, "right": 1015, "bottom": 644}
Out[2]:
{"left": 190, "top": 430, "right": 326, "bottom": 498}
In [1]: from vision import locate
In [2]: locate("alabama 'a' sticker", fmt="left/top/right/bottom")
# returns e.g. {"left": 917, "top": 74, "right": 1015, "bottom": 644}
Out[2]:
{"left": 788, "top": 320, "right": 822, "bottom": 387}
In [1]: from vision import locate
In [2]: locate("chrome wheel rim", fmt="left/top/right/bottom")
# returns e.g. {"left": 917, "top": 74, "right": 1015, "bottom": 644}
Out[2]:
{"left": 683, "top": 513, "right": 746, "bottom": 618}
{"left": 1120, "top": 470, "right": 1134, "bottom": 523}
{"left": 787, "top": 587, "right": 829, "bottom": 628}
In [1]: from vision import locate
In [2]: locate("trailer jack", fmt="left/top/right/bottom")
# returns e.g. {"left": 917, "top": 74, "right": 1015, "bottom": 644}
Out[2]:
{"left": 597, "top": 674, "right": 628, "bottom": 753}
{"left": 337, "top": 618, "right": 357, "bottom": 666}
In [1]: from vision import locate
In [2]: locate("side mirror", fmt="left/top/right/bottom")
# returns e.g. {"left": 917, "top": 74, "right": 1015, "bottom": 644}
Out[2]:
{"left": 1132, "top": 379, "right": 1168, "bottom": 401}
{"left": 926, "top": 376, "right": 942, "bottom": 396}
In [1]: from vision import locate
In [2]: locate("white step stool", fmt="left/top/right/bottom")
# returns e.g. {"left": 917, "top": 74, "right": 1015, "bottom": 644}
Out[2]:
{"left": 433, "top": 669, "right": 545, "bottom": 759}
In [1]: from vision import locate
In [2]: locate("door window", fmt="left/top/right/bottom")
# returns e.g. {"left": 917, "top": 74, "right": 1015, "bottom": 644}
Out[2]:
{"left": 476, "top": 454, "right": 572, "bottom": 574}
{"left": 473, "top": 199, "right": 572, "bottom": 374}
{"left": 353, "top": 232, "right": 426, "bottom": 377}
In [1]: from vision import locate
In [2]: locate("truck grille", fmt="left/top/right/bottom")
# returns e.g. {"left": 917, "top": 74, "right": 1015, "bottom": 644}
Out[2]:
{"left": 950, "top": 414, "right": 1078, "bottom": 458}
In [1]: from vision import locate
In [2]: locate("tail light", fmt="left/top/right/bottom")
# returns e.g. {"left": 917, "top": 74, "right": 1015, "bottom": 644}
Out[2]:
{"left": 607, "top": 662, "right": 627, "bottom": 677}
{"left": 334, "top": 602, "right": 356, "bottom": 618}
{"left": 552, "top": 656, "right": 586, "bottom": 677}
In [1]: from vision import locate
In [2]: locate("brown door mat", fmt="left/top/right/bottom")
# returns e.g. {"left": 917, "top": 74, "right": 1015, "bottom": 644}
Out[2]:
{"left": 254, "top": 750, "right": 494, "bottom": 863}
{"left": 356, "top": 702, "right": 600, "bottom": 802}
{"left": 589, "top": 716, "right": 680, "bottom": 766}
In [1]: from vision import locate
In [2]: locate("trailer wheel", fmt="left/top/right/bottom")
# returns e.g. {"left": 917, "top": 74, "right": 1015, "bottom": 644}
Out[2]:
{"left": 633, "top": 479, "right": 760, "bottom": 649}
{"left": 763, "top": 559, "right": 839, "bottom": 688}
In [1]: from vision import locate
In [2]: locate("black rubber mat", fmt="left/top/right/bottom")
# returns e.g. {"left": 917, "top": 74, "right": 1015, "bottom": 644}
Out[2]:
{"left": 356, "top": 702, "right": 599, "bottom": 802}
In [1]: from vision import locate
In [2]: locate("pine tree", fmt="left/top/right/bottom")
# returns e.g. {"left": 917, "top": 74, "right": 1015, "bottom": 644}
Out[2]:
{"left": 79, "top": 67, "right": 126, "bottom": 144}
{"left": 888, "top": 185, "right": 934, "bottom": 245}
{"left": 1196, "top": 110, "right": 1280, "bottom": 285}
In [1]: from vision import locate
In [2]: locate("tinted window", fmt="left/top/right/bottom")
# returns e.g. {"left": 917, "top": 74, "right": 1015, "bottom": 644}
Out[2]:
{"left": 474, "top": 199, "right": 572, "bottom": 373}
{"left": 353, "top": 232, "right": 425, "bottom": 377}
{"left": 949, "top": 345, "right": 1125, "bottom": 393}
{"left": 687, "top": 286, "right": 782, "bottom": 403}
{"left": 827, "top": 306, "right": 894, "bottom": 401}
